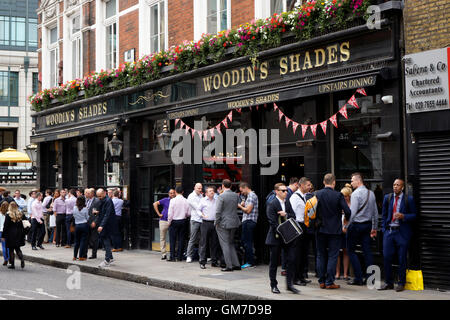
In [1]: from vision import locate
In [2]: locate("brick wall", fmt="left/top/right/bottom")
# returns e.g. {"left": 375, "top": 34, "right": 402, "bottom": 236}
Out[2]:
{"left": 231, "top": 0, "right": 254, "bottom": 29}
{"left": 83, "top": 0, "right": 96, "bottom": 75}
{"left": 119, "top": 0, "right": 139, "bottom": 11}
{"left": 404, "top": 0, "right": 450, "bottom": 54}
{"left": 168, "top": 0, "right": 193, "bottom": 47}
{"left": 119, "top": 10, "right": 139, "bottom": 65}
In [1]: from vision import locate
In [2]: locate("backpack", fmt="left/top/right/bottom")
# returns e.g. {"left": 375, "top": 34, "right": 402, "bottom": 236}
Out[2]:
{"left": 304, "top": 195, "right": 319, "bottom": 228}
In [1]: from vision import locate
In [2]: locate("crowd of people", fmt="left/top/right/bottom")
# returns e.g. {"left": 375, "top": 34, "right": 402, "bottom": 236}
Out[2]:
{"left": 0, "top": 187, "right": 127, "bottom": 269}
{"left": 154, "top": 173, "right": 417, "bottom": 295}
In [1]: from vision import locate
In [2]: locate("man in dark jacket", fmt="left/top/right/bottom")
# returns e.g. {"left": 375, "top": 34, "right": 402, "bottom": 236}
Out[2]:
{"left": 95, "top": 188, "right": 115, "bottom": 268}
{"left": 265, "top": 182, "right": 299, "bottom": 294}
{"left": 315, "top": 173, "right": 351, "bottom": 289}
{"left": 86, "top": 188, "right": 101, "bottom": 259}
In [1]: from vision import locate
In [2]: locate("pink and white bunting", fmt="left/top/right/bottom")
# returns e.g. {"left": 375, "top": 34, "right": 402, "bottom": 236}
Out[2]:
{"left": 285, "top": 117, "right": 291, "bottom": 128}
{"left": 320, "top": 120, "right": 327, "bottom": 135}
{"left": 222, "top": 118, "right": 228, "bottom": 129}
{"left": 175, "top": 118, "right": 180, "bottom": 126}
{"left": 209, "top": 128, "right": 215, "bottom": 138}
{"left": 301, "top": 124, "right": 308, "bottom": 138}
{"left": 347, "top": 95, "right": 359, "bottom": 109}
{"left": 310, "top": 124, "right": 318, "bottom": 137}
{"left": 329, "top": 114, "right": 338, "bottom": 128}
{"left": 356, "top": 88, "right": 367, "bottom": 96}
{"left": 292, "top": 122, "right": 299, "bottom": 134}
{"left": 273, "top": 103, "right": 279, "bottom": 111}
{"left": 278, "top": 109, "right": 284, "bottom": 121}
{"left": 339, "top": 105, "right": 348, "bottom": 119}
{"left": 227, "top": 111, "right": 232, "bottom": 122}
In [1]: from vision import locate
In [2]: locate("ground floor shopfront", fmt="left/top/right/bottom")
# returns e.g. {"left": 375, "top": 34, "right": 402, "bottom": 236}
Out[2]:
{"left": 32, "top": 6, "right": 434, "bottom": 285}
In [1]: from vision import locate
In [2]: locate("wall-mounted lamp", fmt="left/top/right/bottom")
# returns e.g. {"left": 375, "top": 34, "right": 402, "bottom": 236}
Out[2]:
{"left": 376, "top": 131, "right": 394, "bottom": 141}
{"left": 381, "top": 95, "right": 393, "bottom": 104}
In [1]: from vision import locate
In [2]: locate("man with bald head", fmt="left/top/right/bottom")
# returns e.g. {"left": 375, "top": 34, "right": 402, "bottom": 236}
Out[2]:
{"left": 95, "top": 188, "right": 115, "bottom": 268}
{"left": 186, "top": 183, "right": 204, "bottom": 263}
{"left": 379, "top": 179, "right": 417, "bottom": 292}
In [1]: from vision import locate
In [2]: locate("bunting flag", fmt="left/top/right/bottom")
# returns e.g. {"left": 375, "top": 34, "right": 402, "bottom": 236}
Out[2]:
{"left": 273, "top": 103, "right": 279, "bottom": 111}
{"left": 339, "top": 105, "right": 348, "bottom": 119}
{"left": 249, "top": 106, "right": 252, "bottom": 111}
{"left": 329, "top": 114, "right": 338, "bottom": 128}
{"left": 256, "top": 105, "right": 259, "bottom": 111}
{"left": 292, "top": 122, "right": 299, "bottom": 134}
{"left": 320, "top": 120, "right": 327, "bottom": 135}
{"left": 216, "top": 124, "right": 221, "bottom": 131}
{"left": 197, "top": 130, "right": 203, "bottom": 139}
{"left": 209, "top": 128, "right": 215, "bottom": 138}
{"left": 227, "top": 111, "right": 233, "bottom": 122}
{"left": 179, "top": 121, "right": 185, "bottom": 129}
{"left": 222, "top": 118, "right": 228, "bottom": 129}
{"left": 191, "top": 129, "right": 196, "bottom": 138}
{"left": 347, "top": 95, "right": 359, "bottom": 109}
{"left": 236, "top": 108, "right": 242, "bottom": 113}
{"left": 203, "top": 130, "right": 208, "bottom": 140}
{"left": 356, "top": 88, "right": 367, "bottom": 96}
{"left": 310, "top": 124, "right": 318, "bottom": 137}
{"left": 264, "top": 104, "right": 267, "bottom": 108}
{"left": 175, "top": 118, "right": 180, "bottom": 126}
{"left": 301, "top": 124, "right": 308, "bottom": 138}
{"left": 185, "top": 126, "right": 190, "bottom": 135}
{"left": 285, "top": 117, "right": 291, "bottom": 128}
{"left": 278, "top": 110, "right": 284, "bottom": 121}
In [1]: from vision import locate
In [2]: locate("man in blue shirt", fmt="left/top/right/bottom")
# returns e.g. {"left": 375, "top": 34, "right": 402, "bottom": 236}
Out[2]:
{"left": 238, "top": 182, "right": 258, "bottom": 269}
{"left": 153, "top": 188, "right": 175, "bottom": 260}
{"left": 13, "top": 190, "right": 26, "bottom": 212}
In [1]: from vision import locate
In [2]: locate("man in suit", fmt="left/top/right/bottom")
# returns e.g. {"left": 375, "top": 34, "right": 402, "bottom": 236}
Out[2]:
{"left": 266, "top": 182, "right": 299, "bottom": 294}
{"left": 379, "top": 178, "right": 417, "bottom": 292}
{"left": 86, "top": 188, "right": 101, "bottom": 259}
{"left": 95, "top": 188, "right": 115, "bottom": 268}
{"left": 315, "top": 173, "right": 352, "bottom": 289}
{"left": 215, "top": 179, "right": 241, "bottom": 272}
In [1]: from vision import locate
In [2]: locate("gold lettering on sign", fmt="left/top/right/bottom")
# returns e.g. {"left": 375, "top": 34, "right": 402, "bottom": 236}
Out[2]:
{"left": 340, "top": 42, "right": 350, "bottom": 62}
{"left": 279, "top": 57, "right": 288, "bottom": 75}
{"left": 303, "top": 51, "right": 313, "bottom": 70}
{"left": 45, "top": 110, "right": 75, "bottom": 127}
{"left": 318, "top": 76, "right": 375, "bottom": 93}
{"left": 327, "top": 44, "right": 338, "bottom": 64}
{"left": 315, "top": 49, "right": 326, "bottom": 67}
{"left": 290, "top": 54, "right": 301, "bottom": 73}
{"left": 260, "top": 61, "right": 268, "bottom": 80}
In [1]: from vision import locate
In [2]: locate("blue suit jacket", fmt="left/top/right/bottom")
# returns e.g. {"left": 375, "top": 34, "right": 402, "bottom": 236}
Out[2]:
{"left": 381, "top": 193, "right": 417, "bottom": 240}
{"left": 315, "top": 187, "right": 351, "bottom": 235}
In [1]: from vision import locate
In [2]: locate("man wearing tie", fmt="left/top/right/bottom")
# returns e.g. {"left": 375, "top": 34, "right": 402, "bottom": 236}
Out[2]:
{"left": 265, "top": 183, "right": 299, "bottom": 294}
{"left": 379, "top": 179, "right": 417, "bottom": 292}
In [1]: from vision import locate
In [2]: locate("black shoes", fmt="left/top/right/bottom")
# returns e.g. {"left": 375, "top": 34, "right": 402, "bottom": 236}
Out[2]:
{"left": 200, "top": 264, "right": 206, "bottom": 269}
{"left": 39, "top": 245, "right": 45, "bottom": 250}
{"left": 21, "top": 259, "right": 25, "bottom": 268}
{"left": 32, "top": 246, "right": 38, "bottom": 250}
{"left": 8, "top": 265, "right": 15, "bottom": 269}
{"left": 378, "top": 283, "right": 394, "bottom": 291}
{"left": 211, "top": 262, "right": 219, "bottom": 267}
{"left": 232, "top": 266, "right": 241, "bottom": 271}
{"left": 395, "top": 285, "right": 405, "bottom": 292}
{"left": 167, "top": 259, "right": 176, "bottom": 262}
{"left": 88, "top": 256, "right": 97, "bottom": 259}
{"left": 287, "top": 286, "right": 300, "bottom": 294}
{"left": 161, "top": 256, "right": 167, "bottom": 260}
{"left": 221, "top": 267, "right": 233, "bottom": 272}
{"left": 294, "top": 278, "right": 311, "bottom": 286}
{"left": 271, "top": 286, "right": 280, "bottom": 294}
{"left": 347, "top": 279, "right": 364, "bottom": 286}
{"left": 3, "top": 261, "right": 7, "bottom": 266}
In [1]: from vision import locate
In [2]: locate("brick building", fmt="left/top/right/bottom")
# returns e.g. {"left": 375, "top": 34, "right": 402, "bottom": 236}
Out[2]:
{"left": 37, "top": 0, "right": 301, "bottom": 89}
{"left": 402, "top": 0, "right": 450, "bottom": 289}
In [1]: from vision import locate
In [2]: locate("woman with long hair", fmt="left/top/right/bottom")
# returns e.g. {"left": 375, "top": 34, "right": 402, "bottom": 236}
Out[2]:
{"left": 336, "top": 184, "right": 352, "bottom": 280}
{"left": 0, "top": 201, "right": 10, "bottom": 265}
{"left": 1, "top": 202, "right": 27, "bottom": 269}
{"left": 49, "top": 189, "right": 60, "bottom": 244}
{"left": 72, "top": 196, "right": 89, "bottom": 261}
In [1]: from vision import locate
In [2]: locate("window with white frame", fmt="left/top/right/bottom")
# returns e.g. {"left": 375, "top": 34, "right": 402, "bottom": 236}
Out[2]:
{"left": 150, "top": 0, "right": 166, "bottom": 53}
{"left": 105, "top": 0, "right": 117, "bottom": 70}
{"left": 71, "top": 15, "right": 82, "bottom": 79}
{"left": 207, "top": 0, "right": 229, "bottom": 34}
{"left": 48, "top": 26, "right": 58, "bottom": 87}
{"left": 270, "top": 0, "right": 300, "bottom": 15}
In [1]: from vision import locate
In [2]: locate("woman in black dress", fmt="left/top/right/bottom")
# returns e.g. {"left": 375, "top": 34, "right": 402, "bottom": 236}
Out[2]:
{"left": 2, "top": 202, "right": 27, "bottom": 269}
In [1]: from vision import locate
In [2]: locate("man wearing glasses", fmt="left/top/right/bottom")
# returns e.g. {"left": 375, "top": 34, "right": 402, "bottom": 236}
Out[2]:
{"left": 265, "top": 183, "right": 299, "bottom": 294}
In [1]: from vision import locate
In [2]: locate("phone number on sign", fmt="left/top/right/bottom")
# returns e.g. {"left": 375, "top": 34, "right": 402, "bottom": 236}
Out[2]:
{"left": 406, "top": 99, "right": 448, "bottom": 111}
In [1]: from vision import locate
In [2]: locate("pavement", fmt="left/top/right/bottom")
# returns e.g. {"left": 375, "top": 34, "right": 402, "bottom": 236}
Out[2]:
{"left": 6, "top": 244, "right": 450, "bottom": 300}
{"left": 0, "top": 262, "right": 214, "bottom": 300}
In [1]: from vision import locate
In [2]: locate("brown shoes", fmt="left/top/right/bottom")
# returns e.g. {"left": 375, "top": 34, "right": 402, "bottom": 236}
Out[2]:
{"left": 326, "top": 284, "right": 341, "bottom": 289}
{"left": 78, "top": 258, "right": 87, "bottom": 261}
{"left": 72, "top": 257, "right": 77, "bottom": 261}
{"left": 319, "top": 283, "right": 326, "bottom": 289}
{"left": 65, "top": 245, "right": 71, "bottom": 248}
{"left": 112, "top": 248, "right": 123, "bottom": 252}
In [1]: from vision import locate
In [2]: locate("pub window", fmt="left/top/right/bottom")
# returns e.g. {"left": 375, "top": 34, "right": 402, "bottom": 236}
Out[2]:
{"left": 270, "top": 0, "right": 300, "bottom": 15}
{"left": 207, "top": 0, "right": 230, "bottom": 34}
{"left": 48, "top": 26, "right": 58, "bottom": 87}
{"left": 149, "top": 0, "right": 167, "bottom": 54}
{"left": 105, "top": 0, "right": 118, "bottom": 70}
{"left": 0, "top": 71, "right": 19, "bottom": 106}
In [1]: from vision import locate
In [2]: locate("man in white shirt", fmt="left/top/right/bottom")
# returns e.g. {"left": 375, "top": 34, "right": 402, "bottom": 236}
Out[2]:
{"left": 289, "top": 177, "right": 313, "bottom": 286}
{"left": 13, "top": 190, "right": 26, "bottom": 212}
{"left": 186, "top": 183, "right": 203, "bottom": 263}
{"left": 198, "top": 186, "right": 220, "bottom": 269}
{"left": 26, "top": 190, "right": 37, "bottom": 219}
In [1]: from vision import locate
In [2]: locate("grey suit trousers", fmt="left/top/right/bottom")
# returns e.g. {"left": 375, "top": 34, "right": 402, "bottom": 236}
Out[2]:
{"left": 215, "top": 224, "right": 240, "bottom": 269}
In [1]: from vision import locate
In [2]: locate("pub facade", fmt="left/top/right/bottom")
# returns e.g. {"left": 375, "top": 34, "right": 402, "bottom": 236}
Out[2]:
{"left": 32, "top": 4, "right": 408, "bottom": 270}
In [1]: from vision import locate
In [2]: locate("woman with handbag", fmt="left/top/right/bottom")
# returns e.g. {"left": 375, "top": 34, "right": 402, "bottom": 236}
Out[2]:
{"left": 1, "top": 202, "right": 28, "bottom": 269}
{"left": 0, "top": 201, "right": 10, "bottom": 266}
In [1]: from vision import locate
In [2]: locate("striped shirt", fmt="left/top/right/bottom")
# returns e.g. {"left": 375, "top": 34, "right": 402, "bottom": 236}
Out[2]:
{"left": 242, "top": 191, "right": 258, "bottom": 223}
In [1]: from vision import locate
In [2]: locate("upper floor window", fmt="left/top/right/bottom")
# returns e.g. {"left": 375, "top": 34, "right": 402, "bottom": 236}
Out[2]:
{"left": 150, "top": 0, "right": 166, "bottom": 53}
{"left": 48, "top": 26, "right": 58, "bottom": 87}
{"left": 207, "top": 0, "right": 229, "bottom": 34}
{"left": 71, "top": 15, "right": 82, "bottom": 79}
{"left": 0, "top": 15, "right": 37, "bottom": 49}
{"left": 0, "top": 71, "right": 19, "bottom": 106}
{"left": 105, "top": 0, "right": 117, "bottom": 69}
{"left": 32, "top": 72, "right": 39, "bottom": 94}
{"left": 255, "top": 0, "right": 301, "bottom": 19}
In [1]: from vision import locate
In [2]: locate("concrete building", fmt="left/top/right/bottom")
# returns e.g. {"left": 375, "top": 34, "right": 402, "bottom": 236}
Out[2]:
{"left": 0, "top": 0, "right": 38, "bottom": 156}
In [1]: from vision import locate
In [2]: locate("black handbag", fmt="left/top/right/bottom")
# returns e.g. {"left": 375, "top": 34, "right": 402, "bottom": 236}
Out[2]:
{"left": 276, "top": 218, "right": 303, "bottom": 244}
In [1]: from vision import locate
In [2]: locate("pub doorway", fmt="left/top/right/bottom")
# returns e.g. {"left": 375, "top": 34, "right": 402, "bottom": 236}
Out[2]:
{"left": 136, "top": 165, "right": 174, "bottom": 250}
